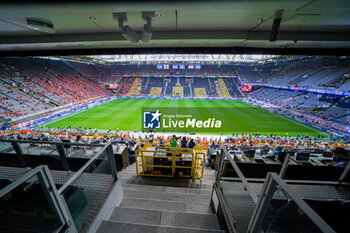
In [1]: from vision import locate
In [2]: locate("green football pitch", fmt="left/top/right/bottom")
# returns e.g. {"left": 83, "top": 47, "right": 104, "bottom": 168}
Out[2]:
{"left": 41, "top": 98, "right": 326, "bottom": 137}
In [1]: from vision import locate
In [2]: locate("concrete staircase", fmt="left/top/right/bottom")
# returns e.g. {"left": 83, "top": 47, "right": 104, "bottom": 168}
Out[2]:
{"left": 96, "top": 164, "right": 223, "bottom": 233}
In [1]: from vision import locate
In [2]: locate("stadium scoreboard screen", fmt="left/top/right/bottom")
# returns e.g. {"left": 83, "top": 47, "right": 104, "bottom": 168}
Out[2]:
{"left": 104, "top": 81, "right": 119, "bottom": 90}
{"left": 157, "top": 64, "right": 187, "bottom": 69}
{"left": 188, "top": 64, "right": 201, "bottom": 69}
{"left": 109, "top": 83, "right": 118, "bottom": 89}
{"left": 241, "top": 84, "right": 252, "bottom": 92}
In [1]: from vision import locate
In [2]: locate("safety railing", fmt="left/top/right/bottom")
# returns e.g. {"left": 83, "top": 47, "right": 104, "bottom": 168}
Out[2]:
{"left": 0, "top": 165, "right": 71, "bottom": 233}
{"left": 193, "top": 150, "right": 205, "bottom": 179}
{"left": 0, "top": 140, "right": 118, "bottom": 233}
{"left": 247, "top": 172, "right": 337, "bottom": 233}
{"left": 57, "top": 142, "right": 117, "bottom": 233}
{"left": 216, "top": 146, "right": 259, "bottom": 203}
{"left": 0, "top": 139, "right": 109, "bottom": 171}
{"left": 220, "top": 149, "right": 350, "bottom": 186}
{"left": 135, "top": 143, "right": 205, "bottom": 179}
{"left": 278, "top": 152, "right": 350, "bottom": 186}
{"left": 212, "top": 146, "right": 349, "bottom": 233}
{"left": 211, "top": 146, "right": 259, "bottom": 233}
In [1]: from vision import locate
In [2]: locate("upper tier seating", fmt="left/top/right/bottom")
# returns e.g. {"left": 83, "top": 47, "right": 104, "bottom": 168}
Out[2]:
{"left": 0, "top": 58, "right": 109, "bottom": 120}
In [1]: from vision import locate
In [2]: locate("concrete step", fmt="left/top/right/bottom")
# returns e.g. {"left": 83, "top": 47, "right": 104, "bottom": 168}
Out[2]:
{"left": 120, "top": 198, "right": 211, "bottom": 214}
{"left": 110, "top": 207, "right": 161, "bottom": 225}
{"left": 122, "top": 183, "right": 212, "bottom": 195}
{"left": 123, "top": 189, "right": 211, "bottom": 204}
{"left": 97, "top": 220, "right": 224, "bottom": 233}
{"left": 121, "top": 176, "right": 214, "bottom": 189}
{"left": 110, "top": 207, "right": 220, "bottom": 230}
{"left": 120, "top": 170, "right": 216, "bottom": 179}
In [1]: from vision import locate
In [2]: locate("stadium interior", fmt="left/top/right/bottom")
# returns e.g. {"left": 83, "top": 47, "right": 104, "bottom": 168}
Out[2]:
{"left": 1, "top": 1, "right": 350, "bottom": 233}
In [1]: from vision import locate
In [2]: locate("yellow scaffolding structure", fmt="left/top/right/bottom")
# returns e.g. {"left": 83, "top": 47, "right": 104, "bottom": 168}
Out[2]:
{"left": 135, "top": 144, "right": 205, "bottom": 179}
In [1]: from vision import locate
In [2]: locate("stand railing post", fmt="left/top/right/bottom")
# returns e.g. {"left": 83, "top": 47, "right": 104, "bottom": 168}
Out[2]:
{"left": 216, "top": 146, "right": 225, "bottom": 182}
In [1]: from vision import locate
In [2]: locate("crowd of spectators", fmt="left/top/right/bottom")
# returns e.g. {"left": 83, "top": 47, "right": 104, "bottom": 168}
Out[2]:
{"left": 1, "top": 128, "right": 349, "bottom": 167}
{"left": 68, "top": 62, "right": 123, "bottom": 83}
{"left": 247, "top": 91, "right": 350, "bottom": 135}
{"left": 2, "top": 56, "right": 350, "bottom": 126}
{"left": 260, "top": 57, "right": 350, "bottom": 91}
{"left": 117, "top": 76, "right": 241, "bottom": 97}
{"left": 118, "top": 78, "right": 135, "bottom": 95}
{"left": 68, "top": 63, "right": 238, "bottom": 82}
{"left": 0, "top": 58, "right": 109, "bottom": 120}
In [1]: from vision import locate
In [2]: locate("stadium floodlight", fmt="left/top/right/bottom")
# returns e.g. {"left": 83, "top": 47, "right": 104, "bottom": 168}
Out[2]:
{"left": 141, "top": 11, "right": 155, "bottom": 43}
{"left": 113, "top": 12, "right": 140, "bottom": 43}
{"left": 26, "top": 18, "right": 55, "bottom": 33}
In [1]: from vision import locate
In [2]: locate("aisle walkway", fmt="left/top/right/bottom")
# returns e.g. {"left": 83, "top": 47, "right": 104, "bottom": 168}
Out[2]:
{"left": 96, "top": 163, "right": 222, "bottom": 233}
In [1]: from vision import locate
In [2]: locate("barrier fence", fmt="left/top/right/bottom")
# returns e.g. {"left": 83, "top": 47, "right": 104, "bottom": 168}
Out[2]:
{"left": 135, "top": 143, "right": 205, "bottom": 179}
{"left": 211, "top": 146, "right": 344, "bottom": 233}
{"left": 0, "top": 140, "right": 118, "bottom": 233}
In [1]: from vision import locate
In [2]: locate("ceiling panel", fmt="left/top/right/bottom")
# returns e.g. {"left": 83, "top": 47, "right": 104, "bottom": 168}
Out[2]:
{"left": 0, "top": 0, "right": 349, "bottom": 52}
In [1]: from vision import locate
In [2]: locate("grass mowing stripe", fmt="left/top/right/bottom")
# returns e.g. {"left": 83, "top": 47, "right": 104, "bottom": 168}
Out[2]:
{"left": 40, "top": 98, "right": 325, "bottom": 136}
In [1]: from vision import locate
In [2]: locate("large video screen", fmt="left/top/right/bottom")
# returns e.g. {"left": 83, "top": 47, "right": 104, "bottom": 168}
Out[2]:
{"left": 109, "top": 84, "right": 118, "bottom": 89}
{"left": 188, "top": 64, "right": 194, "bottom": 69}
{"left": 163, "top": 64, "right": 169, "bottom": 69}
{"left": 172, "top": 64, "right": 178, "bottom": 69}
{"left": 179, "top": 64, "right": 185, "bottom": 69}
{"left": 195, "top": 64, "right": 201, "bottom": 69}
{"left": 241, "top": 84, "right": 252, "bottom": 92}
{"left": 157, "top": 64, "right": 163, "bottom": 69}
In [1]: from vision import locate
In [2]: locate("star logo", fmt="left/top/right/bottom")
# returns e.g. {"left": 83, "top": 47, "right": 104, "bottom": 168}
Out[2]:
{"left": 143, "top": 109, "right": 162, "bottom": 129}
{"left": 150, "top": 109, "right": 161, "bottom": 122}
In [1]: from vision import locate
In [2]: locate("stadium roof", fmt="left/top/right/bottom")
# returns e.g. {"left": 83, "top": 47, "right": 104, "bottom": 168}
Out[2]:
{"left": 0, "top": 0, "right": 350, "bottom": 55}
{"left": 39, "top": 54, "right": 309, "bottom": 65}
{"left": 90, "top": 54, "right": 281, "bottom": 63}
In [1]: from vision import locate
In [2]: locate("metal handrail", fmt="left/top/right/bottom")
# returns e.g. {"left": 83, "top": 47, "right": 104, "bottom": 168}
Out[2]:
{"left": 0, "top": 165, "right": 71, "bottom": 231}
{"left": 278, "top": 152, "right": 350, "bottom": 184}
{"left": 220, "top": 177, "right": 350, "bottom": 185}
{"left": 338, "top": 161, "right": 350, "bottom": 186}
{"left": 135, "top": 145, "right": 204, "bottom": 179}
{"left": 247, "top": 172, "right": 337, "bottom": 233}
{"left": 0, "top": 165, "right": 44, "bottom": 197}
{"left": 213, "top": 182, "right": 238, "bottom": 233}
{"left": 0, "top": 139, "right": 107, "bottom": 147}
{"left": 57, "top": 142, "right": 112, "bottom": 194}
{"left": 222, "top": 146, "right": 259, "bottom": 204}
{"left": 278, "top": 153, "right": 290, "bottom": 178}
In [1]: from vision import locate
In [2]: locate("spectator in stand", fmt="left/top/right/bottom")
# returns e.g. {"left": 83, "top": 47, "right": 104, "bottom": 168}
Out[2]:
{"left": 181, "top": 136, "right": 187, "bottom": 148}
{"left": 188, "top": 138, "right": 196, "bottom": 148}
{"left": 170, "top": 135, "right": 178, "bottom": 148}
{"left": 0, "top": 58, "right": 109, "bottom": 120}
{"left": 331, "top": 147, "right": 350, "bottom": 166}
